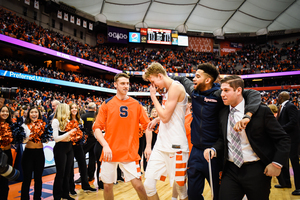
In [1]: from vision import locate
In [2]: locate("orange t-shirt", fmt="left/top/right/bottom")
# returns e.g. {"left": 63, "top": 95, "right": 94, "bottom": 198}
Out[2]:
{"left": 93, "top": 96, "right": 150, "bottom": 162}
{"left": 185, "top": 112, "right": 193, "bottom": 155}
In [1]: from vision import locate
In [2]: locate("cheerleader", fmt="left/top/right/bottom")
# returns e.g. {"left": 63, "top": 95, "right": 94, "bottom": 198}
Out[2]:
{"left": 52, "top": 103, "right": 76, "bottom": 200}
{"left": 21, "top": 107, "right": 45, "bottom": 200}
{"left": 68, "top": 103, "right": 96, "bottom": 195}
{"left": 0, "top": 106, "right": 13, "bottom": 200}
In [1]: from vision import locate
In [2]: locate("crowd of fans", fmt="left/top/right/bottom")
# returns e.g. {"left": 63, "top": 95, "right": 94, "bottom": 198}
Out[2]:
{"left": 0, "top": 58, "right": 150, "bottom": 92}
{"left": 1, "top": 9, "right": 300, "bottom": 75}
{"left": 3, "top": 86, "right": 299, "bottom": 125}
{"left": 2, "top": 57, "right": 300, "bottom": 93}
{"left": 6, "top": 87, "right": 154, "bottom": 122}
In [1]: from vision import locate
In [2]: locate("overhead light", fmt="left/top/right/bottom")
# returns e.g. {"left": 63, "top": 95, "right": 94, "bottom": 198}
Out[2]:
{"left": 252, "top": 79, "right": 262, "bottom": 81}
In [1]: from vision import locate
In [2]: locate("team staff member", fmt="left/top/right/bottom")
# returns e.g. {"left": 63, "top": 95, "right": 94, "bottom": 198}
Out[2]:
{"left": 75, "top": 102, "right": 97, "bottom": 183}
{"left": 173, "top": 63, "right": 261, "bottom": 200}
{"left": 204, "top": 75, "right": 290, "bottom": 200}
{"left": 93, "top": 73, "right": 150, "bottom": 200}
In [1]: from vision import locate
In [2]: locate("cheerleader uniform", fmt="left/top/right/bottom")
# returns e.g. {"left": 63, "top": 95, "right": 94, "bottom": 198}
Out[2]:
{"left": 52, "top": 119, "right": 74, "bottom": 200}
{"left": 21, "top": 123, "right": 45, "bottom": 200}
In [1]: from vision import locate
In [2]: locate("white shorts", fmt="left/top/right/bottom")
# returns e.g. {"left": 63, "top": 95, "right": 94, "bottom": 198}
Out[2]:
{"left": 100, "top": 161, "right": 141, "bottom": 184}
{"left": 145, "top": 148, "right": 188, "bottom": 187}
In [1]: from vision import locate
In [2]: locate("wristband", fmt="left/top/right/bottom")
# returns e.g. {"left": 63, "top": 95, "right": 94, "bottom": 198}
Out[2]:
{"left": 272, "top": 162, "right": 281, "bottom": 169}
{"left": 242, "top": 114, "right": 251, "bottom": 120}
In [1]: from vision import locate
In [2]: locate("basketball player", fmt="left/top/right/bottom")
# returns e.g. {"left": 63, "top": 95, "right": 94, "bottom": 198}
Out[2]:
{"left": 143, "top": 62, "right": 189, "bottom": 200}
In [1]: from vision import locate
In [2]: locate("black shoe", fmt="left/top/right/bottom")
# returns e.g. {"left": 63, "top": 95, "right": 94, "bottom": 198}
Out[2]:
{"left": 70, "top": 190, "right": 77, "bottom": 196}
{"left": 88, "top": 177, "right": 95, "bottom": 182}
{"left": 74, "top": 177, "right": 81, "bottom": 184}
{"left": 62, "top": 196, "right": 75, "bottom": 200}
{"left": 98, "top": 181, "right": 104, "bottom": 190}
{"left": 292, "top": 189, "right": 300, "bottom": 195}
{"left": 275, "top": 184, "right": 291, "bottom": 188}
{"left": 83, "top": 187, "right": 97, "bottom": 192}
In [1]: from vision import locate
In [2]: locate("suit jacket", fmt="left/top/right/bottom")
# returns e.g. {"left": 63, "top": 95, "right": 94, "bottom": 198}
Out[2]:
{"left": 213, "top": 103, "right": 291, "bottom": 169}
{"left": 278, "top": 101, "right": 299, "bottom": 141}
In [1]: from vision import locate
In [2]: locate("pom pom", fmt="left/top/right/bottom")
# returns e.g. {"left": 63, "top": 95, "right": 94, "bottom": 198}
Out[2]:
{"left": 10, "top": 121, "right": 26, "bottom": 144}
{"left": 65, "top": 120, "right": 83, "bottom": 145}
{"left": 29, "top": 119, "right": 46, "bottom": 143}
{"left": 0, "top": 122, "right": 13, "bottom": 147}
{"left": 40, "top": 123, "right": 53, "bottom": 143}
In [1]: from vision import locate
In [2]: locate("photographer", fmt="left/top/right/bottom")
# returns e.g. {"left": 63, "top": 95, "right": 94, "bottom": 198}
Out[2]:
{"left": 0, "top": 105, "right": 13, "bottom": 200}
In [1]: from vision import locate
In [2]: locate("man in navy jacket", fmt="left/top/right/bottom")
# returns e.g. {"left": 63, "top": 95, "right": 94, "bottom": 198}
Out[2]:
{"left": 174, "top": 63, "right": 261, "bottom": 200}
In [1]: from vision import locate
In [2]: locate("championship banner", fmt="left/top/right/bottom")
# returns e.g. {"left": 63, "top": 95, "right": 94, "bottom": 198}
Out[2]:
{"left": 24, "top": 0, "right": 30, "bottom": 5}
{"left": 89, "top": 23, "right": 93, "bottom": 30}
{"left": 34, "top": 0, "right": 39, "bottom": 9}
{"left": 220, "top": 41, "right": 243, "bottom": 56}
{"left": 76, "top": 18, "right": 81, "bottom": 26}
{"left": 187, "top": 37, "right": 213, "bottom": 52}
{"left": 64, "top": 13, "right": 68, "bottom": 21}
{"left": 107, "top": 26, "right": 128, "bottom": 44}
{"left": 57, "top": 11, "right": 62, "bottom": 19}
{"left": 70, "top": 15, "right": 74, "bottom": 24}
{"left": 83, "top": 20, "right": 87, "bottom": 28}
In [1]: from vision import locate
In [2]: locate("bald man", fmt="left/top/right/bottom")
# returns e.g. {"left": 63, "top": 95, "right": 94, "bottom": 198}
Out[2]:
{"left": 275, "top": 91, "right": 300, "bottom": 196}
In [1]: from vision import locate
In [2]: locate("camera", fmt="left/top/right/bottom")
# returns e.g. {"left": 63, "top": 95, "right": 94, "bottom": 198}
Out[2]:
{"left": 0, "top": 87, "right": 17, "bottom": 100}
{"left": 0, "top": 149, "right": 20, "bottom": 181}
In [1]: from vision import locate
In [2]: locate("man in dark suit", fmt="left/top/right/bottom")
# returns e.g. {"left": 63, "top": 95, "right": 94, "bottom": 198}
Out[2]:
{"left": 275, "top": 91, "right": 300, "bottom": 195}
{"left": 204, "top": 75, "right": 290, "bottom": 200}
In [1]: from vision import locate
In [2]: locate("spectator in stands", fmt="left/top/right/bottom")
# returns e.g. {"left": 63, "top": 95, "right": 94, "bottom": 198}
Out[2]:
{"left": 48, "top": 100, "right": 59, "bottom": 122}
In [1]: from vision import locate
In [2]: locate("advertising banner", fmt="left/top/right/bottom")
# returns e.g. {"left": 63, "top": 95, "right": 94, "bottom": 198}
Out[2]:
{"left": 220, "top": 41, "right": 243, "bottom": 56}
{"left": 187, "top": 37, "right": 213, "bottom": 52}
{"left": 107, "top": 26, "right": 128, "bottom": 44}
{"left": 129, "top": 32, "right": 140, "bottom": 43}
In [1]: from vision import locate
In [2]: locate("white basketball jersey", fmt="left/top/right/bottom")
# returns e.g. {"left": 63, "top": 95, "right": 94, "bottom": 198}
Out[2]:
{"left": 154, "top": 81, "right": 189, "bottom": 153}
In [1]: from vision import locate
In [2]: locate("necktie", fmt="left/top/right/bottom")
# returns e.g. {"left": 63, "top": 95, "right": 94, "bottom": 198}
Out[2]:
{"left": 229, "top": 107, "right": 243, "bottom": 168}
{"left": 276, "top": 104, "right": 282, "bottom": 120}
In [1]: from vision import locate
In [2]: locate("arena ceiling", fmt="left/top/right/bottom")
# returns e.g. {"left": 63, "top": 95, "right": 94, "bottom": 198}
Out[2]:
{"left": 57, "top": 0, "right": 300, "bottom": 35}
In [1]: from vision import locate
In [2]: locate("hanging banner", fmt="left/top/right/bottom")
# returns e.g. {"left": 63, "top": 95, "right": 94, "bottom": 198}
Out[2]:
{"left": 89, "top": 23, "right": 93, "bottom": 30}
{"left": 34, "top": 0, "right": 39, "bottom": 9}
{"left": 24, "top": 0, "right": 30, "bottom": 5}
{"left": 186, "top": 37, "right": 213, "bottom": 52}
{"left": 83, "top": 20, "right": 87, "bottom": 28}
{"left": 64, "top": 13, "right": 68, "bottom": 21}
{"left": 76, "top": 18, "right": 81, "bottom": 26}
{"left": 57, "top": 11, "right": 62, "bottom": 19}
{"left": 70, "top": 15, "right": 74, "bottom": 23}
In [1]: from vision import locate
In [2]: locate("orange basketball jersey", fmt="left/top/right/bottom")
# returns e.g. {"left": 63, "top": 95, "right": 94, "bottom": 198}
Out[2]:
{"left": 93, "top": 96, "right": 150, "bottom": 162}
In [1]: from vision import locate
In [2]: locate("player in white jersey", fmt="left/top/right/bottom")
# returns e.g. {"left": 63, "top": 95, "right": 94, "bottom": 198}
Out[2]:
{"left": 143, "top": 62, "right": 189, "bottom": 200}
